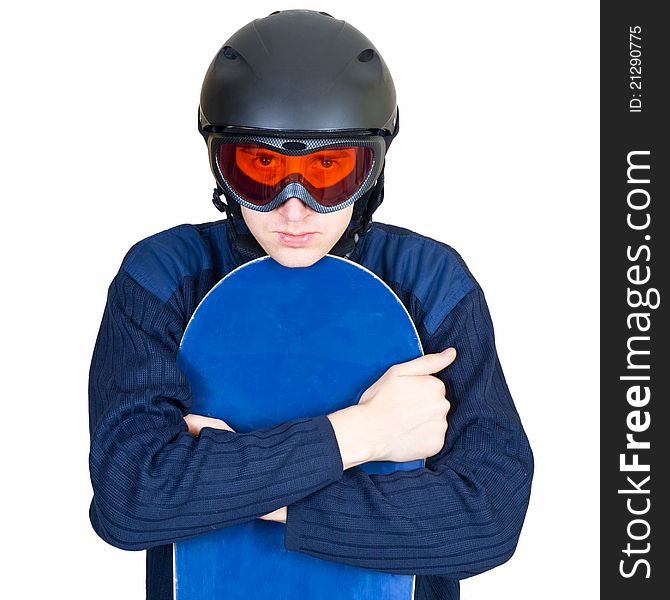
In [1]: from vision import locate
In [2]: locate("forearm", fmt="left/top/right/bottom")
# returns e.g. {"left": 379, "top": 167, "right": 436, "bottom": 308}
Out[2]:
{"left": 285, "top": 443, "right": 532, "bottom": 577}
{"left": 90, "top": 410, "right": 343, "bottom": 550}
{"left": 180, "top": 406, "right": 370, "bottom": 526}
{"left": 182, "top": 409, "right": 369, "bottom": 525}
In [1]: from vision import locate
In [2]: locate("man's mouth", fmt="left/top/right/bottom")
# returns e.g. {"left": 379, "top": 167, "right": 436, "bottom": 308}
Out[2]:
{"left": 277, "top": 232, "right": 317, "bottom": 246}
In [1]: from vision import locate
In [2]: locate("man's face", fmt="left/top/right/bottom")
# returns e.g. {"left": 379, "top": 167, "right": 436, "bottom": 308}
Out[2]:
{"left": 240, "top": 198, "right": 354, "bottom": 268}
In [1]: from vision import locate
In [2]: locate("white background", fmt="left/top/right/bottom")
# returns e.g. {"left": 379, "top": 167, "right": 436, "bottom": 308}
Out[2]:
{"left": 1, "top": 1, "right": 599, "bottom": 598}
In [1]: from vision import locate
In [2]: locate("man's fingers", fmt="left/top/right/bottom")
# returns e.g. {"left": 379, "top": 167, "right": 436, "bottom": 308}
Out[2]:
{"left": 184, "top": 413, "right": 235, "bottom": 436}
{"left": 391, "top": 347, "right": 457, "bottom": 377}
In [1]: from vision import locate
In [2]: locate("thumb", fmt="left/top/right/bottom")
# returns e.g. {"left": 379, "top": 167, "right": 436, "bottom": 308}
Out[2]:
{"left": 393, "top": 347, "right": 457, "bottom": 376}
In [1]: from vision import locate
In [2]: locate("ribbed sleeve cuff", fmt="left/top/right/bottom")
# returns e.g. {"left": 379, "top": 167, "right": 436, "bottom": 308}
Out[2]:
{"left": 311, "top": 414, "right": 345, "bottom": 483}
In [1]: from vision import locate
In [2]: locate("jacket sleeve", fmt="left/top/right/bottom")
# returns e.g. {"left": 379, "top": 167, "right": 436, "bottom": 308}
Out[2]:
{"left": 88, "top": 268, "right": 344, "bottom": 551}
{"left": 284, "top": 285, "right": 533, "bottom": 579}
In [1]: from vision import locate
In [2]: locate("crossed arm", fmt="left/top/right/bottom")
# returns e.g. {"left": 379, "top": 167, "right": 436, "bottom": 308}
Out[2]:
{"left": 182, "top": 344, "right": 457, "bottom": 525}
{"left": 89, "top": 269, "right": 532, "bottom": 576}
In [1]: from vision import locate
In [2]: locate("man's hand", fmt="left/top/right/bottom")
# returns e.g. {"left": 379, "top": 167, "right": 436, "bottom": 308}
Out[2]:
{"left": 184, "top": 413, "right": 235, "bottom": 434}
{"left": 183, "top": 413, "right": 287, "bottom": 523}
{"left": 327, "top": 347, "right": 456, "bottom": 469}
{"left": 258, "top": 506, "right": 287, "bottom": 523}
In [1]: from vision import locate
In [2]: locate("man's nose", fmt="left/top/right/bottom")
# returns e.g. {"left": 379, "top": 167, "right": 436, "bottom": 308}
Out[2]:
{"left": 277, "top": 197, "right": 314, "bottom": 220}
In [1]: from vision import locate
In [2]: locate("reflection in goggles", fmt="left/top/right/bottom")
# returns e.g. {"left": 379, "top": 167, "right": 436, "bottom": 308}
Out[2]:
{"left": 234, "top": 145, "right": 358, "bottom": 188}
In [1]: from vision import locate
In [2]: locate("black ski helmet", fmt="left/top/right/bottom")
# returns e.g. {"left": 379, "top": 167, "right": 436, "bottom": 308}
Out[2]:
{"left": 198, "top": 9, "right": 399, "bottom": 259}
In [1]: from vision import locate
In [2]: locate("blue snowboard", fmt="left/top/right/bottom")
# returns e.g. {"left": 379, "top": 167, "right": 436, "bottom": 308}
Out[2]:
{"left": 174, "top": 254, "right": 423, "bottom": 599}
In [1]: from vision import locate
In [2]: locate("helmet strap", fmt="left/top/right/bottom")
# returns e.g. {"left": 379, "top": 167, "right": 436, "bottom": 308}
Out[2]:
{"left": 354, "top": 167, "right": 385, "bottom": 235}
{"left": 212, "top": 184, "right": 242, "bottom": 219}
{"left": 328, "top": 165, "right": 385, "bottom": 257}
{"left": 213, "top": 185, "right": 268, "bottom": 261}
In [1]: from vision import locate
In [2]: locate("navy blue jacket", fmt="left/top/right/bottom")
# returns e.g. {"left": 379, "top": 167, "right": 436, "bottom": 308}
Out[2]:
{"left": 88, "top": 217, "right": 533, "bottom": 599}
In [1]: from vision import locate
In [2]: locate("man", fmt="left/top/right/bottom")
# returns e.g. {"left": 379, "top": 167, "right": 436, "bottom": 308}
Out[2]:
{"left": 88, "top": 9, "right": 533, "bottom": 600}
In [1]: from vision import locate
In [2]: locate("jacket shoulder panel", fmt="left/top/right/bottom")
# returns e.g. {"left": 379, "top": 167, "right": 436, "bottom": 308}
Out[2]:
{"left": 121, "top": 224, "right": 213, "bottom": 303}
{"left": 359, "top": 223, "right": 476, "bottom": 336}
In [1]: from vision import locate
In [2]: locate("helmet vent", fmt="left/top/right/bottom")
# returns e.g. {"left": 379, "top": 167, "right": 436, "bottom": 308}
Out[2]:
{"left": 282, "top": 141, "right": 307, "bottom": 150}
{"left": 222, "top": 46, "right": 238, "bottom": 60}
{"left": 357, "top": 49, "right": 375, "bottom": 63}
{"left": 318, "top": 11, "right": 334, "bottom": 17}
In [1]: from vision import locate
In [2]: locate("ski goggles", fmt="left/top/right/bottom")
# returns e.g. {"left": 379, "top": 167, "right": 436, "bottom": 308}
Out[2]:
{"left": 207, "top": 133, "right": 386, "bottom": 213}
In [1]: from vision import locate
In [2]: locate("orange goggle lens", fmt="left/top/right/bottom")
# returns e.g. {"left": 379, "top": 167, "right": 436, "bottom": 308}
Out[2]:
{"left": 218, "top": 143, "right": 374, "bottom": 207}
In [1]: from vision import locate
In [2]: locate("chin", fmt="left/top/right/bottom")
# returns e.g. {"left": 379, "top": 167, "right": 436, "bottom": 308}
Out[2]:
{"left": 270, "top": 247, "right": 326, "bottom": 268}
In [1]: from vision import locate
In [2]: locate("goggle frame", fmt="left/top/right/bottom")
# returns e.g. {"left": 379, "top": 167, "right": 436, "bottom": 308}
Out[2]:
{"left": 207, "top": 133, "right": 386, "bottom": 213}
